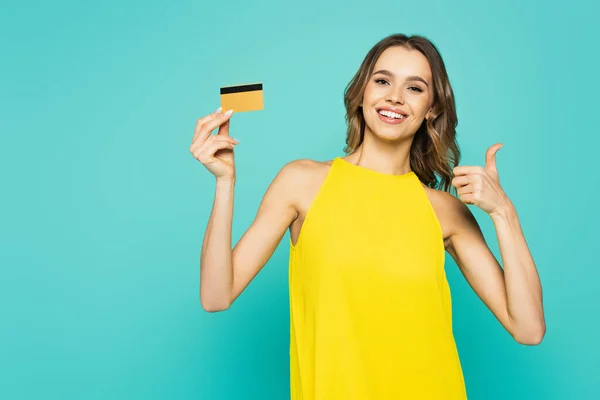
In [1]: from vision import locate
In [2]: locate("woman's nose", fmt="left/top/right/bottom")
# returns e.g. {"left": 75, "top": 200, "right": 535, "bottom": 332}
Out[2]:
{"left": 386, "top": 89, "right": 404, "bottom": 105}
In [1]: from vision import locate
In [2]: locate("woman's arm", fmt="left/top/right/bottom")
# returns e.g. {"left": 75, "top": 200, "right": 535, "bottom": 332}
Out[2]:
{"left": 490, "top": 203, "right": 545, "bottom": 342}
{"left": 199, "top": 161, "right": 301, "bottom": 312}
{"left": 448, "top": 144, "right": 546, "bottom": 345}
{"left": 446, "top": 199, "right": 545, "bottom": 345}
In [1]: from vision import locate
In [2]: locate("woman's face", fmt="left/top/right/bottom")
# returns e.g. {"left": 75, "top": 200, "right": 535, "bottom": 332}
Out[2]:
{"left": 361, "top": 46, "right": 434, "bottom": 141}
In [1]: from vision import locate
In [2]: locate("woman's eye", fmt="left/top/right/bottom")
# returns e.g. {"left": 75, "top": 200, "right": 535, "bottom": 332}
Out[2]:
{"left": 375, "top": 79, "right": 423, "bottom": 93}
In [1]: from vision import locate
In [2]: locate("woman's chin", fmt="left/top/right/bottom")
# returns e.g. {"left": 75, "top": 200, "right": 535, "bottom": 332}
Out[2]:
{"left": 372, "top": 129, "right": 413, "bottom": 142}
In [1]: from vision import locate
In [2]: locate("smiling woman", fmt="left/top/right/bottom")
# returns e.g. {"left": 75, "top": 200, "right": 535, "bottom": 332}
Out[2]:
{"left": 194, "top": 32, "right": 544, "bottom": 400}
{"left": 285, "top": 35, "right": 470, "bottom": 400}
{"left": 343, "top": 35, "right": 460, "bottom": 191}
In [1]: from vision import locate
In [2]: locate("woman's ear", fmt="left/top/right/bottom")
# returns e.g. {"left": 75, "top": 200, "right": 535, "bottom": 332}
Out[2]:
{"left": 425, "top": 108, "right": 433, "bottom": 120}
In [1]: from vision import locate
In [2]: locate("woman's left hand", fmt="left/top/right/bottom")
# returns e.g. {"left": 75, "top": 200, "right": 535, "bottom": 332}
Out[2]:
{"left": 451, "top": 143, "right": 512, "bottom": 217}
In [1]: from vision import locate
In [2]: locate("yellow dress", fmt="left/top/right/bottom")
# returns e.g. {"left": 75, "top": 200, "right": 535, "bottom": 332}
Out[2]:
{"left": 288, "top": 156, "right": 467, "bottom": 400}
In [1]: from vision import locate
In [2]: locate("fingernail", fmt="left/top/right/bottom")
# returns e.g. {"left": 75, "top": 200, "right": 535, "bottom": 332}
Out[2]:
{"left": 232, "top": 138, "right": 240, "bottom": 143}
{"left": 214, "top": 106, "right": 222, "bottom": 114}
{"left": 224, "top": 109, "right": 233, "bottom": 116}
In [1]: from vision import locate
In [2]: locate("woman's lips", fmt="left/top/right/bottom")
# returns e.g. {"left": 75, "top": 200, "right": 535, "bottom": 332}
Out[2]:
{"left": 376, "top": 111, "right": 407, "bottom": 125}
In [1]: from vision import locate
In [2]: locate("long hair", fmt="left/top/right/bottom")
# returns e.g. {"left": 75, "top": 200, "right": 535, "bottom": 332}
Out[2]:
{"left": 343, "top": 33, "right": 460, "bottom": 194}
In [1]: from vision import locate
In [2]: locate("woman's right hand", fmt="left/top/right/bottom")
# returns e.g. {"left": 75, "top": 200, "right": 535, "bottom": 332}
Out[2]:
{"left": 190, "top": 107, "right": 239, "bottom": 180}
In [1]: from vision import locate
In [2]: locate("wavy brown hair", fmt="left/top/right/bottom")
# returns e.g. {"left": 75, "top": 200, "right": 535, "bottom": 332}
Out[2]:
{"left": 343, "top": 33, "right": 460, "bottom": 194}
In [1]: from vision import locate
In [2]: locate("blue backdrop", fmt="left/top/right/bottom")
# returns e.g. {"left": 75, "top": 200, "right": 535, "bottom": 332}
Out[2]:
{"left": 1, "top": 0, "right": 598, "bottom": 398}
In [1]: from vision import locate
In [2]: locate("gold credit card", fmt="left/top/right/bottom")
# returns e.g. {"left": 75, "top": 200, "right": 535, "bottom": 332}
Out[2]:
{"left": 220, "top": 82, "right": 264, "bottom": 113}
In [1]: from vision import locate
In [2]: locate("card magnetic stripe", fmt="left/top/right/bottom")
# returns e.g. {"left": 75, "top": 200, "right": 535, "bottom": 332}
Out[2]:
{"left": 220, "top": 83, "right": 263, "bottom": 95}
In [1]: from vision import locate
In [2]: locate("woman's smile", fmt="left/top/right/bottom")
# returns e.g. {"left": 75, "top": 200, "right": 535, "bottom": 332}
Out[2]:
{"left": 376, "top": 109, "right": 408, "bottom": 125}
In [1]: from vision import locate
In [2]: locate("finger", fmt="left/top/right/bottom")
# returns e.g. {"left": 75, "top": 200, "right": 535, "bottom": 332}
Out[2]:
{"left": 457, "top": 183, "right": 473, "bottom": 196}
{"left": 190, "top": 136, "right": 235, "bottom": 156}
{"left": 192, "top": 110, "right": 221, "bottom": 143}
{"left": 198, "top": 110, "right": 234, "bottom": 141}
{"left": 192, "top": 107, "right": 223, "bottom": 143}
{"left": 207, "top": 139, "right": 236, "bottom": 156}
{"left": 458, "top": 193, "right": 475, "bottom": 205}
{"left": 451, "top": 175, "right": 470, "bottom": 187}
{"left": 453, "top": 165, "right": 480, "bottom": 176}
{"left": 217, "top": 117, "right": 230, "bottom": 137}
{"left": 191, "top": 134, "right": 237, "bottom": 153}
{"left": 196, "top": 140, "right": 236, "bottom": 162}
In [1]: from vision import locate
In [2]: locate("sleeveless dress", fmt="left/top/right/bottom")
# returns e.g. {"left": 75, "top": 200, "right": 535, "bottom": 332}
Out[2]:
{"left": 288, "top": 156, "right": 467, "bottom": 400}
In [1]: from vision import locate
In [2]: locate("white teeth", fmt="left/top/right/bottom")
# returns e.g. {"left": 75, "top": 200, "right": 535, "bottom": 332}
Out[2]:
{"left": 378, "top": 110, "right": 405, "bottom": 119}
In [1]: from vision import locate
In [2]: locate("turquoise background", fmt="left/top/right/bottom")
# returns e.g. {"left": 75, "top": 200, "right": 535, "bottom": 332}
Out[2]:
{"left": 1, "top": 0, "right": 598, "bottom": 398}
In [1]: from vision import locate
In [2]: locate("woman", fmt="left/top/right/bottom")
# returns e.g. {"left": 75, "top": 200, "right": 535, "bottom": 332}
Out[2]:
{"left": 190, "top": 33, "right": 546, "bottom": 400}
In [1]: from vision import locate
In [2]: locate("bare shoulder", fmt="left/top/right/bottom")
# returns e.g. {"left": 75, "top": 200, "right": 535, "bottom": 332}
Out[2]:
{"left": 278, "top": 158, "right": 333, "bottom": 208}
{"left": 280, "top": 158, "right": 335, "bottom": 246}
{"left": 420, "top": 183, "right": 469, "bottom": 246}
{"left": 280, "top": 158, "right": 333, "bottom": 177}
{"left": 277, "top": 158, "right": 333, "bottom": 188}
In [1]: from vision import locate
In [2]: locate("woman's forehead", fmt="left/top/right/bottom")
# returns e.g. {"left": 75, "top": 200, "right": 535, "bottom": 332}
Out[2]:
{"left": 374, "top": 47, "right": 432, "bottom": 81}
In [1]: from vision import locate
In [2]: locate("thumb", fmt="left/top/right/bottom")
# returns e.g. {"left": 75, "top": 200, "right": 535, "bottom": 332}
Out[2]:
{"left": 485, "top": 143, "right": 503, "bottom": 175}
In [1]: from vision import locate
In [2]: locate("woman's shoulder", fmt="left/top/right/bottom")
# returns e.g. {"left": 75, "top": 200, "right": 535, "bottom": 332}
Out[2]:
{"left": 272, "top": 158, "right": 335, "bottom": 217}
{"left": 421, "top": 182, "right": 469, "bottom": 243}
{"left": 421, "top": 182, "right": 461, "bottom": 215}
{"left": 283, "top": 157, "right": 335, "bottom": 169}
{"left": 422, "top": 183, "right": 460, "bottom": 209}
{"left": 279, "top": 158, "right": 335, "bottom": 180}
{"left": 276, "top": 158, "right": 335, "bottom": 198}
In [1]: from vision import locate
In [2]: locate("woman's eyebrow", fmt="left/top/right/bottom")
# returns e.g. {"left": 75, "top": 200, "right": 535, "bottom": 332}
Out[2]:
{"left": 372, "top": 69, "right": 429, "bottom": 87}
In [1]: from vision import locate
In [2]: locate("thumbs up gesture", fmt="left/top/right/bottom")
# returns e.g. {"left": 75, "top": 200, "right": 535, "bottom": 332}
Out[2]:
{"left": 451, "top": 143, "right": 512, "bottom": 217}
